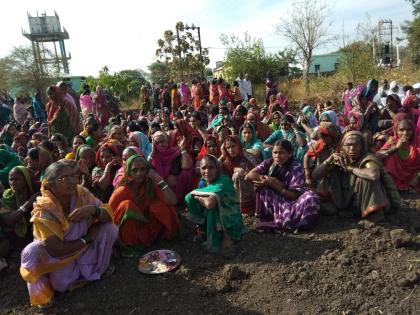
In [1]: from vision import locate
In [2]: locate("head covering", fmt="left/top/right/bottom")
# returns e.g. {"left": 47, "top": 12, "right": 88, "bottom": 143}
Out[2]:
{"left": 221, "top": 135, "right": 244, "bottom": 175}
{"left": 319, "top": 110, "right": 338, "bottom": 125}
{"left": 95, "top": 140, "right": 123, "bottom": 168}
{"left": 348, "top": 111, "right": 363, "bottom": 131}
{"left": 151, "top": 131, "right": 181, "bottom": 179}
{"left": 197, "top": 135, "right": 221, "bottom": 161}
{"left": 1, "top": 166, "right": 34, "bottom": 210}
{"left": 239, "top": 123, "right": 260, "bottom": 149}
{"left": 75, "top": 144, "right": 95, "bottom": 161}
{"left": 129, "top": 131, "right": 152, "bottom": 157}
{"left": 341, "top": 130, "right": 367, "bottom": 156}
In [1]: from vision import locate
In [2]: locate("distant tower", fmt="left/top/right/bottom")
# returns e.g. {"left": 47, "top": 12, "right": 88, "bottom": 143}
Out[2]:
{"left": 377, "top": 19, "right": 394, "bottom": 67}
{"left": 22, "top": 11, "right": 71, "bottom": 74}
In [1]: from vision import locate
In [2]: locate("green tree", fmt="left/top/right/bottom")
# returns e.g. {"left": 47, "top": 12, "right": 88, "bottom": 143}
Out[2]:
{"left": 155, "top": 22, "right": 210, "bottom": 81}
{"left": 339, "top": 41, "right": 376, "bottom": 83}
{"left": 403, "top": 0, "right": 420, "bottom": 66}
{"left": 220, "top": 33, "right": 299, "bottom": 83}
{"left": 147, "top": 61, "right": 171, "bottom": 84}
{"left": 87, "top": 67, "right": 148, "bottom": 102}
{"left": 0, "top": 45, "right": 59, "bottom": 97}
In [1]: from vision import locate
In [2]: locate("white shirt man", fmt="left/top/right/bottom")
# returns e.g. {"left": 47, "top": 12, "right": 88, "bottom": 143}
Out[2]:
{"left": 235, "top": 75, "right": 248, "bottom": 102}
{"left": 243, "top": 74, "right": 252, "bottom": 99}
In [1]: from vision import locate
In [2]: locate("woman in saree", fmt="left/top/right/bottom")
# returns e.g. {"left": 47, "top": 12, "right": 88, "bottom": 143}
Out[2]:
{"left": 312, "top": 131, "right": 400, "bottom": 221}
{"left": 220, "top": 135, "right": 257, "bottom": 215}
{"left": 263, "top": 114, "right": 307, "bottom": 164}
{"left": 128, "top": 131, "right": 152, "bottom": 158}
{"left": 79, "top": 84, "right": 93, "bottom": 119}
{"left": 246, "top": 140, "right": 319, "bottom": 232}
{"left": 209, "top": 79, "right": 220, "bottom": 105}
{"left": 303, "top": 122, "right": 341, "bottom": 187}
{"left": 377, "top": 113, "right": 420, "bottom": 192}
{"left": 93, "top": 86, "right": 110, "bottom": 128}
{"left": 0, "top": 123, "right": 18, "bottom": 147}
{"left": 46, "top": 86, "right": 80, "bottom": 143}
{"left": 64, "top": 135, "right": 86, "bottom": 160}
{"left": 50, "top": 133, "right": 70, "bottom": 159}
{"left": 0, "top": 166, "right": 38, "bottom": 258}
{"left": 269, "top": 111, "right": 282, "bottom": 132}
{"left": 91, "top": 141, "right": 124, "bottom": 202}
{"left": 113, "top": 147, "right": 143, "bottom": 188}
{"left": 239, "top": 123, "right": 265, "bottom": 163}
{"left": 108, "top": 155, "right": 180, "bottom": 255}
{"left": 75, "top": 145, "right": 96, "bottom": 191}
{"left": 172, "top": 119, "right": 204, "bottom": 162}
{"left": 378, "top": 94, "right": 401, "bottom": 132}
{"left": 149, "top": 131, "right": 194, "bottom": 205}
{"left": 245, "top": 112, "right": 271, "bottom": 142}
{"left": 195, "top": 135, "right": 222, "bottom": 179}
{"left": 0, "top": 149, "right": 22, "bottom": 188}
{"left": 185, "top": 155, "right": 247, "bottom": 253}
{"left": 179, "top": 81, "right": 191, "bottom": 106}
{"left": 20, "top": 160, "right": 118, "bottom": 308}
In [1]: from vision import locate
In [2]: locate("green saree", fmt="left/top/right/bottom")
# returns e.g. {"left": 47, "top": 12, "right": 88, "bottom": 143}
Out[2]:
{"left": 185, "top": 175, "right": 247, "bottom": 252}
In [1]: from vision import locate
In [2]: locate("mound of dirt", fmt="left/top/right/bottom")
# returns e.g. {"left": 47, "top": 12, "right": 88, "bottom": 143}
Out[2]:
{"left": 1, "top": 195, "right": 419, "bottom": 315}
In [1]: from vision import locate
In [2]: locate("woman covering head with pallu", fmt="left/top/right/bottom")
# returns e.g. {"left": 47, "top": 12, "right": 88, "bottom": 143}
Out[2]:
{"left": 128, "top": 131, "right": 152, "bottom": 158}
{"left": 108, "top": 154, "right": 180, "bottom": 256}
{"left": 378, "top": 113, "right": 420, "bottom": 192}
{"left": 185, "top": 154, "right": 247, "bottom": 254}
{"left": 150, "top": 131, "right": 194, "bottom": 204}
{"left": 20, "top": 159, "right": 117, "bottom": 308}
{"left": 46, "top": 86, "right": 80, "bottom": 143}
{"left": 171, "top": 119, "right": 203, "bottom": 161}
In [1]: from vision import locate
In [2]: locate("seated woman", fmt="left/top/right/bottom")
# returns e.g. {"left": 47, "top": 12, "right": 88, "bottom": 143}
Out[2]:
{"left": 312, "top": 131, "right": 400, "bottom": 221}
{"left": 303, "top": 122, "right": 341, "bottom": 187}
{"left": 378, "top": 94, "right": 401, "bottom": 132}
{"left": 75, "top": 145, "right": 96, "bottom": 191}
{"left": 185, "top": 155, "right": 247, "bottom": 253}
{"left": 0, "top": 149, "right": 22, "bottom": 188}
{"left": 239, "top": 123, "right": 265, "bottom": 163}
{"left": 195, "top": 135, "right": 222, "bottom": 177}
{"left": 91, "top": 141, "right": 124, "bottom": 202}
{"left": 220, "top": 135, "right": 257, "bottom": 215}
{"left": 149, "top": 131, "right": 194, "bottom": 204}
{"left": 245, "top": 112, "right": 271, "bottom": 142}
{"left": 377, "top": 113, "right": 420, "bottom": 192}
{"left": 64, "top": 135, "right": 86, "bottom": 160}
{"left": 269, "top": 111, "right": 282, "bottom": 132}
{"left": 50, "top": 133, "right": 70, "bottom": 159}
{"left": 263, "top": 114, "right": 307, "bottom": 164}
{"left": 113, "top": 147, "right": 143, "bottom": 188}
{"left": 246, "top": 140, "right": 319, "bottom": 232}
{"left": 0, "top": 123, "right": 18, "bottom": 147}
{"left": 108, "top": 155, "right": 180, "bottom": 255}
{"left": 0, "top": 166, "right": 38, "bottom": 260}
{"left": 20, "top": 160, "right": 118, "bottom": 308}
{"left": 128, "top": 131, "right": 152, "bottom": 157}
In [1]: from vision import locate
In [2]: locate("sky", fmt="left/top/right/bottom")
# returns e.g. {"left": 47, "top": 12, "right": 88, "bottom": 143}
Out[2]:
{"left": 0, "top": 0, "right": 415, "bottom": 77}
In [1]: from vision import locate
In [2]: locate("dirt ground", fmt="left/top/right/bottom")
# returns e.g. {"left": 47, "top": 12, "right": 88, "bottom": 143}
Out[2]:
{"left": 1, "top": 194, "right": 419, "bottom": 315}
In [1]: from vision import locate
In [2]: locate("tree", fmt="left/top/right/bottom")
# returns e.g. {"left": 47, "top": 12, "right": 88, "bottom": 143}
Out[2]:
{"left": 155, "top": 22, "right": 210, "bottom": 81}
{"left": 403, "top": 0, "right": 420, "bottom": 66}
{"left": 339, "top": 41, "right": 376, "bottom": 83}
{"left": 275, "top": 0, "right": 335, "bottom": 93}
{"left": 147, "top": 61, "right": 171, "bottom": 84}
{"left": 220, "top": 33, "right": 300, "bottom": 83}
{"left": 87, "top": 67, "right": 148, "bottom": 102}
{"left": 0, "top": 45, "right": 59, "bottom": 97}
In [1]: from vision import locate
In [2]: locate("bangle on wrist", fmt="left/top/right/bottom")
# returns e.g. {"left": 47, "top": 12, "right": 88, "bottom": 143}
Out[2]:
{"left": 81, "top": 234, "right": 92, "bottom": 245}
{"left": 161, "top": 184, "right": 169, "bottom": 190}
{"left": 158, "top": 180, "right": 167, "bottom": 189}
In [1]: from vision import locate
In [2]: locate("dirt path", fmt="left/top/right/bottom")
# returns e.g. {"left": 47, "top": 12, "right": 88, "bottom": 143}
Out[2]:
{"left": 1, "top": 195, "right": 419, "bottom": 315}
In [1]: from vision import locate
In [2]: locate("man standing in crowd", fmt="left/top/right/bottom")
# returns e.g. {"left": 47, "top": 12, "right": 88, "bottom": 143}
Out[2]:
{"left": 243, "top": 73, "right": 252, "bottom": 100}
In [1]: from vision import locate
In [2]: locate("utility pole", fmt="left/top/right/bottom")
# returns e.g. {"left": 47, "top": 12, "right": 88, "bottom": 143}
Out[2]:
{"left": 185, "top": 24, "right": 204, "bottom": 79}
{"left": 176, "top": 27, "right": 183, "bottom": 80}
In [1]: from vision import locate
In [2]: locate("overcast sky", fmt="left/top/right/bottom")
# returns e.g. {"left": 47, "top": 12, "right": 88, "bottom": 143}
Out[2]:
{"left": 0, "top": 0, "right": 414, "bottom": 76}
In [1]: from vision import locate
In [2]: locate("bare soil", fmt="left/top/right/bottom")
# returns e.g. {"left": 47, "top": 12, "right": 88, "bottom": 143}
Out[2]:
{"left": 1, "top": 194, "right": 419, "bottom": 315}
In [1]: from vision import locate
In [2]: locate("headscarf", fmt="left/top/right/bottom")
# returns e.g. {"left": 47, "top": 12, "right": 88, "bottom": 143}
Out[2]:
{"left": 113, "top": 147, "right": 143, "bottom": 188}
{"left": 46, "top": 86, "right": 80, "bottom": 133}
{"left": 129, "top": 131, "right": 152, "bottom": 157}
{"left": 151, "top": 131, "right": 181, "bottom": 179}
{"left": 173, "top": 119, "right": 201, "bottom": 155}
{"left": 348, "top": 111, "right": 363, "bottom": 131}
{"left": 1, "top": 166, "right": 34, "bottom": 210}
{"left": 319, "top": 110, "right": 338, "bottom": 125}
{"left": 197, "top": 135, "right": 221, "bottom": 161}
{"left": 308, "top": 122, "right": 341, "bottom": 158}
{"left": 221, "top": 135, "right": 244, "bottom": 176}
{"left": 302, "top": 105, "right": 317, "bottom": 128}
{"left": 239, "top": 123, "right": 264, "bottom": 152}
{"left": 95, "top": 140, "right": 124, "bottom": 168}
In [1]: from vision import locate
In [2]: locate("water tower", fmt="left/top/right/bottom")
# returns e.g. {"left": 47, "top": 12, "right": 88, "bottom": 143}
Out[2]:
{"left": 22, "top": 11, "right": 71, "bottom": 74}
{"left": 377, "top": 19, "right": 394, "bottom": 67}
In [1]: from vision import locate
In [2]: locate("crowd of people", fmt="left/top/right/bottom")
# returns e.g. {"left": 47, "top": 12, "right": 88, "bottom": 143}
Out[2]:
{"left": 0, "top": 74, "right": 419, "bottom": 308}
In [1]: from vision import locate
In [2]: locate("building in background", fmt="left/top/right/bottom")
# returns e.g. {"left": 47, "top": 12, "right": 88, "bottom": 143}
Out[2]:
{"left": 308, "top": 52, "right": 342, "bottom": 76}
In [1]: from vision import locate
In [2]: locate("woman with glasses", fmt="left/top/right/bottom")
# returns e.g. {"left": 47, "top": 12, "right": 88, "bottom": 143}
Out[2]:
{"left": 20, "top": 160, "right": 118, "bottom": 308}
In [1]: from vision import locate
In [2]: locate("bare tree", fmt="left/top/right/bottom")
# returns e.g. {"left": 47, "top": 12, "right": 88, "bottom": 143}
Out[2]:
{"left": 275, "top": 0, "right": 335, "bottom": 93}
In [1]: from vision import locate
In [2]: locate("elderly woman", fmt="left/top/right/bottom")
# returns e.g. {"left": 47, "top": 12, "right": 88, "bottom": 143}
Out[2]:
{"left": 0, "top": 166, "right": 38, "bottom": 260}
{"left": 113, "top": 147, "right": 143, "bottom": 188}
{"left": 312, "top": 131, "right": 400, "bottom": 221}
{"left": 303, "top": 122, "right": 341, "bottom": 187}
{"left": 108, "top": 155, "right": 180, "bottom": 255}
{"left": 245, "top": 112, "right": 271, "bottom": 142}
{"left": 246, "top": 140, "right": 320, "bottom": 232}
{"left": 220, "top": 135, "right": 257, "bottom": 215}
{"left": 149, "top": 131, "right": 194, "bottom": 204}
{"left": 185, "top": 155, "right": 246, "bottom": 253}
{"left": 378, "top": 113, "right": 420, "bottom": 192}
{"left": 20, "top": 160, "right": 118, "bottom": 308}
